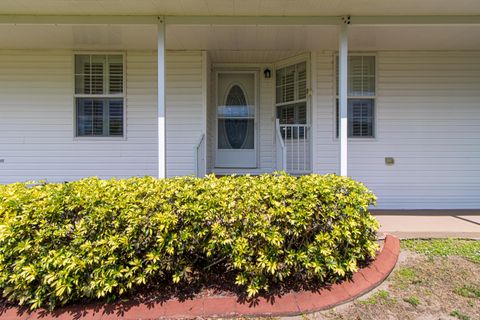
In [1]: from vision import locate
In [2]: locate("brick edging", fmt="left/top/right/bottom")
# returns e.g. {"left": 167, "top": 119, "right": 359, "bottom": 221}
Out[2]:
{"left": 0, "top": 235, "right": 400, "bottom": 319}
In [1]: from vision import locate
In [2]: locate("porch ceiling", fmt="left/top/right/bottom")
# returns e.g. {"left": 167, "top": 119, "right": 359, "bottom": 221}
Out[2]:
{"left": 0, "top": 24, "right": 479, "bottom": 51}
{"left": 1, "top": 0, "right": 480, "bottom": 16}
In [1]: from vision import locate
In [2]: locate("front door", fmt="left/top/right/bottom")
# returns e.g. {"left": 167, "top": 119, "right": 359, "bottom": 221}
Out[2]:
{"left": 215, "top": 71, "right": 257, "bottom": 168}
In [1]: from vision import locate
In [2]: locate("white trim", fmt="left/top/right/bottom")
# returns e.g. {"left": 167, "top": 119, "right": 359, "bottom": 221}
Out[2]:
{"left": 212, "top": 63, "right": 262, "bottom": 69}
{"left": 0, "top": 15, "right": 479, "bottom": 26}
{"left": 165, "top": 16, "right": 341, "bottom": 25}
{"left": 157, "top": 17, "right": 166, "bottom": 178}
{"left": 350, "top": 15, "right": 480, "bottom": 25}
{"left": 169, "top": 15, "right": 480, "bottom": 26}
{"left": 0, "top": 15, "right": 159, "bottom": 25}
{"left": 338, "top": 24, "right": 348, "bottom": 177}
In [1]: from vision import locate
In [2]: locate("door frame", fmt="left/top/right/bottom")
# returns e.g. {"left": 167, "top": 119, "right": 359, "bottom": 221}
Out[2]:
{"left": 214, "top": 68, "right": 260, "bottom": 169}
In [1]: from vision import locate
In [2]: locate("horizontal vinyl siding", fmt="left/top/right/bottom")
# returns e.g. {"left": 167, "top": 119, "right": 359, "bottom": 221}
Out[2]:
{"left": 315, "top": 51, "right": 480, "bottom": 209}
{"left": 314, "top": 53, "right": 337, "bottom": 173}
{"left": 0, "top": 50, "right": 157, "bottom": 183}
{"left": 166, "top": 51, "right": 204, "bottom": 177}
{"left": 0, "top": 50, "right": 204, "bottom": 183}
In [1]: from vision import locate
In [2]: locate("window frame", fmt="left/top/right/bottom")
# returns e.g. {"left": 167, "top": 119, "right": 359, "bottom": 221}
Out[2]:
{"left": 274, "top": 55, "right": 310, "bottom": 141}
{"left": 333, "top": 53, "right": 378, "bottom": 140}
{"left": 73, "top": 52, "right": 127, "bottom": 140}
{"left": 275, "top": 56, "right": 310, "bottom": 123}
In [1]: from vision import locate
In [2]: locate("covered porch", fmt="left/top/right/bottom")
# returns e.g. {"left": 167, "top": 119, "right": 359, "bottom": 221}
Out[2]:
{"left": 0, "top": 8, "right": 480, "bottom": 208}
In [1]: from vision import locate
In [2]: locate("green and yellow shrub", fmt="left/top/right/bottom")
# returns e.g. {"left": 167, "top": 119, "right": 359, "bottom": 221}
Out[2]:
{"left": 0, "top": 173, "right": 378, "bottom": 310}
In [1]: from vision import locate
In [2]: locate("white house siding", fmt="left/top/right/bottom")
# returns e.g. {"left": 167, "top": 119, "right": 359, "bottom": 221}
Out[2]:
{"left": 258, "top": 67, "right": 276, "bottom": 173}
{"left": 165, "top": 51, "right": 205, "bottom": 177}
{"left": 314, "top": 51, "right": 480, "bottom": 209}
{"left": 313, "top": 52, "right": 338, "bottom": 174}
{"left": 0, "top": 49, "right": 205, "bottom": 183}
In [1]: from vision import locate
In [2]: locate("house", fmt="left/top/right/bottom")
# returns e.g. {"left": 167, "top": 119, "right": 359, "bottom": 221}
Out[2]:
{"left": 0, "top": 1, "right": 479, "bottom": 210}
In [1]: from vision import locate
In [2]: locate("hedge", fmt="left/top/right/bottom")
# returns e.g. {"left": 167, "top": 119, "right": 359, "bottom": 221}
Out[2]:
{"left": 0, "top": 173, "right": 378, "bottom": 310}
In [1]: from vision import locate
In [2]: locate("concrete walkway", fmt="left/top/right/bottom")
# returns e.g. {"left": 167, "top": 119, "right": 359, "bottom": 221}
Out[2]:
{"left": 374, "top": 210, "right": 480, "bottom": 239}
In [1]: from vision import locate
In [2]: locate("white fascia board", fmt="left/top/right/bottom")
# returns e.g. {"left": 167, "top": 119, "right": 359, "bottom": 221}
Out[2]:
{"left": 0, "top": 15, "right": 159, "bottom": 25}
{"left": 351, "top": 15, "right": 480, "bottom": 25}
{"left": 0, "top": 15, "right": 479, "bottom": 26}
{"left": 164, "top": 16, "right": 341, "bottom": 25}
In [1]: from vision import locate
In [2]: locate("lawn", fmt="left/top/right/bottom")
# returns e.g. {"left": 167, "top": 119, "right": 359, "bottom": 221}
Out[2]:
{"left": 203, "top": 239, "right": 479, "bottom": 320}
{"left": 310, "top": 238, "right": 480, "bottom": 320}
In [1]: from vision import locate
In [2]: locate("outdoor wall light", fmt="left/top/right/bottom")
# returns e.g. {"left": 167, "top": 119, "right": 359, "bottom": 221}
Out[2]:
{"left": 264, "top": 68, "right": 271, "bottom": 79}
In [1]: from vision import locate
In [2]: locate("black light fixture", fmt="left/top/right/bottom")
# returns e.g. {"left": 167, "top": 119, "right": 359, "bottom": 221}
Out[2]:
{"left": 263, "top": 68, "right": 271, "bottom": 79}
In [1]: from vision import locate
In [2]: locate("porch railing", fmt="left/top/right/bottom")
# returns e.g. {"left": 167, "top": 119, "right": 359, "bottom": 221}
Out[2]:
{"left": 194, "top": 133, "right": 205, "bottom": 177}
{"left": 276, "top": 120, "right": 311, "bottom": 174}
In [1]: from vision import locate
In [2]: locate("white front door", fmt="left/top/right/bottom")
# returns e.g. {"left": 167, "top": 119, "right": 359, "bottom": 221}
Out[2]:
{"left": 215, "top": 71, "right": 257, "bottom": 168}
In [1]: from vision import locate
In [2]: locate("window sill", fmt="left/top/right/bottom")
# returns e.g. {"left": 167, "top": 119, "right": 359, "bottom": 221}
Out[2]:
{"left": 73, "top": 137, "right": 127, "bottom": 142}
{"left": 333, "top": 137, "right": 377, "bottom": 142}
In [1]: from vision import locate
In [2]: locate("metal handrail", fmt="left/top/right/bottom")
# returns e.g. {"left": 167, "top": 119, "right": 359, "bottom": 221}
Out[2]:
{"left": 278, "top": 122, "right": 311, "bottom": 174}
{"left": 194, "top": 133, "right": 205, "bottom": 177}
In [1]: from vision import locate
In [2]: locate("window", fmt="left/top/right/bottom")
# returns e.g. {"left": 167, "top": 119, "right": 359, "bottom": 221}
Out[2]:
{"left": 336, "top": 56, "right": 375, "bottom": 138}
{"left": 276, "top": 61, "right": 307, "bottom": 138}
{"left": 74, "top": 54, "right": 124, "bottom": 137}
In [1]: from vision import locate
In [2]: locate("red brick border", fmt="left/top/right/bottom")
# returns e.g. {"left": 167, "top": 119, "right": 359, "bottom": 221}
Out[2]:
{"left": 0, "top": 235, "right": 400, "bottom": 320}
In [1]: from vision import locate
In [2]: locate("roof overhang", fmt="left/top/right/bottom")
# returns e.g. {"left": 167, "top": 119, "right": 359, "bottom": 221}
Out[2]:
{"left": 0, "top": 15, "right": 480, "bottom": 26}
{"left": 1, "top": 0, "right": 480, "bottom": 16}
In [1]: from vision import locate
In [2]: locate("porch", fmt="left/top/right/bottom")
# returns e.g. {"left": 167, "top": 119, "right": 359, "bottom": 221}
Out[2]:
{"left": 0, "top": 11, "right": 479, "bottom": 208}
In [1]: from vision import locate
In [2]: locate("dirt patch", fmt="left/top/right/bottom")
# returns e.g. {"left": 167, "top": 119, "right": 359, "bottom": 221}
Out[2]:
{"left": 314, "top": 250, "right": 480, "bottom": 320}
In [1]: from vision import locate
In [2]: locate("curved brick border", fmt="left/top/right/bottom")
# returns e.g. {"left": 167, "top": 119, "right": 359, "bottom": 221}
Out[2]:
{"left": 0, "top": 235, "right": 400, "bottom": 320}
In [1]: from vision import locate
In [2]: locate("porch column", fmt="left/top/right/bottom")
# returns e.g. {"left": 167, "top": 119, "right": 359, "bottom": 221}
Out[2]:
{"left": 338, "top": 20, "right": 349, "bottom": 176}
{"left": 157, "top": 17, "right": 166, "bottom": 178}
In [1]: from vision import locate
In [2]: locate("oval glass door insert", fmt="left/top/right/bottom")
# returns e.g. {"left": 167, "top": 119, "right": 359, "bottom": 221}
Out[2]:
{"left": 218, "top": 84, "right": 254, "bottom": 149}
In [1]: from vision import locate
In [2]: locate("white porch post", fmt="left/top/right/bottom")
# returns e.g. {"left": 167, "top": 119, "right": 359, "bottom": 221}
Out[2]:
{"left": 157, "top": 17, "right": 166, "bottom": 178}
{"left": 338, "top": 20, "right": 349, "bottom": 176}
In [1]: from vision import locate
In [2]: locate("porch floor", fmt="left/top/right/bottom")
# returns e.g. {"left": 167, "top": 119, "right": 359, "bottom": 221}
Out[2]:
{"left": 374, "top": 210, "right": 480, "bottom": 239}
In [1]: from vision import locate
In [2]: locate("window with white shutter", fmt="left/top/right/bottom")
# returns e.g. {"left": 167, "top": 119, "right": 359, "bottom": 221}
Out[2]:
{"left": 74, "top": 54, "right": 125, "bottom": 137}
{"left": 335, "top": 55, "right": 376, "bottom": 138}
{"left": 276, "top": 61, "right": 307, "bottom": 138}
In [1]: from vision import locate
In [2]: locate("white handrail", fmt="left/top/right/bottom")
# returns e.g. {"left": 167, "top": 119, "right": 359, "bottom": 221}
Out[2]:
{"left": 275, "top": 119, "right": 287, "bottom": 171}
{"left": 194, "top": 133, "right": 205, "bottom": 177}
{"left": 278, "top": 122, "right": 312, "bottom": 174}
{"left": 278, "top": 124, "right": 311, "bottom": 128}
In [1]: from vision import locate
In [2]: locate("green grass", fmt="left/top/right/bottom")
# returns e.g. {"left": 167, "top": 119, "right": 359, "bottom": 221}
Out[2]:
{"left": 454, "top": 284, "right": 480, "bottom": 299}
{"left": 401, "top": 239, "right": 480, "bottom": 263}
{"left": 403, "top": 296, "right": 421, "bottom": 307}
{"left": 392, "top": 266, "right": 421, "bottom": 289}
{"left": 450, "top": 310, "right": 471, "bottom": 320}
{"left": 358, "top": 290, "right": 396, "bottom": 306}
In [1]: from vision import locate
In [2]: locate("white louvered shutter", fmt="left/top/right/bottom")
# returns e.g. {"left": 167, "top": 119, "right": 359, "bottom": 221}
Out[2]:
{"left": 75, "top": 54, "right": 124, "bottom": 137}
{"left": 108, "top": 55, "right": 124, "bottom": 94}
